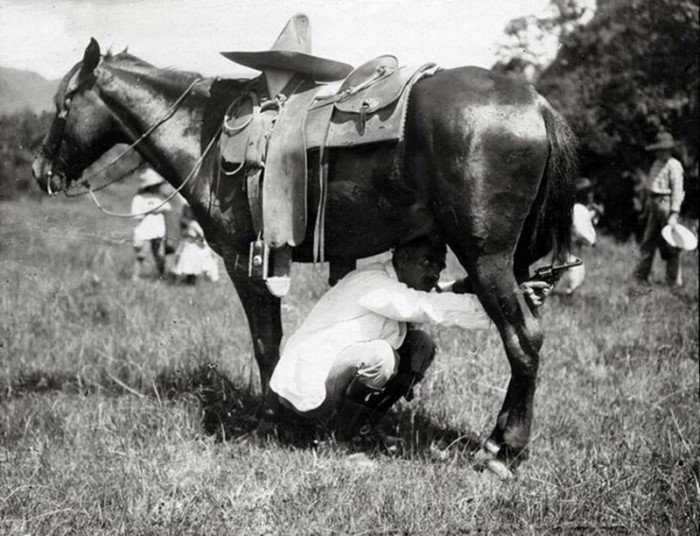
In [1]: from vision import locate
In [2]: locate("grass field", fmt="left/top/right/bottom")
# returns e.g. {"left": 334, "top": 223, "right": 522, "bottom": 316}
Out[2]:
{"left": 1, "top": 193, "right": 698, "bottom": 535}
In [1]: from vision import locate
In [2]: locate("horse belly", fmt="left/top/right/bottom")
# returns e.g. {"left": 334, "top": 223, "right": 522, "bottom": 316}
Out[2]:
{"left": 294, "top": 145, "right": 436, "bottom": 261}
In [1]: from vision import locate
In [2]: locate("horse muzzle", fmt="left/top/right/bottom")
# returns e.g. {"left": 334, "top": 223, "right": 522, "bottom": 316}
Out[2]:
{"left": 32, "top": 153, "right": 66, "bottom": 195}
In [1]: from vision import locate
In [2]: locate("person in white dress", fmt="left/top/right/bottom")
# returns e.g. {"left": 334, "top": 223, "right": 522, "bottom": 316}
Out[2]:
{"left": 557, "top": 178, "right": 598, "bottom": 295}
{"left": 131, "top": 169, "right": 171, "bottom": 281}
{"left": 172, "top": 204, "right": 220, "bottom": 284}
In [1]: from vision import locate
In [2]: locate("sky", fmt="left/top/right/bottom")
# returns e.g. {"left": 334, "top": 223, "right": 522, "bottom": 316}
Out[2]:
{"left": 0, "top": 0, "right": 554, "bottom": 80}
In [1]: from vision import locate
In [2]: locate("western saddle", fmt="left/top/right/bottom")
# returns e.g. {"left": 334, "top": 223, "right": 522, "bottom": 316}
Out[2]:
{"left": 219, "top": 14, "right": 438, "bottom": 296}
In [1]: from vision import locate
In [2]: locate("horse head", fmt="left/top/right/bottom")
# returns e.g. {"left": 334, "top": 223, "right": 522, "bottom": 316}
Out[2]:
{"left": 33, "top": 39, "right": 121, "bottom": 194}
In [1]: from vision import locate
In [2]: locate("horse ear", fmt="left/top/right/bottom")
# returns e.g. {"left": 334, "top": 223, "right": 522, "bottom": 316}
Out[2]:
{"left": 79, "top": 38, "right": 101, "bottom": 79}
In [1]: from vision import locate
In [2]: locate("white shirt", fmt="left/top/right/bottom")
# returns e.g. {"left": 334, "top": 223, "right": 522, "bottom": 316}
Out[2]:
{"left": 647, "top": 157, "right": 684, "bottom": 212}
{"left": 131, "top": 194, "right": 171, "bottom": 241}
{"left": 270, "top": 261, "right": 492, "bottom": 412}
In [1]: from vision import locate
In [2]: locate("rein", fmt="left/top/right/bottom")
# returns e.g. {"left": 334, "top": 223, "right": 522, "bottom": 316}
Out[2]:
{"left": 54, "top": 77, "right": 210, "bottom": 218}
{"left": 88, "top": 126, "right": 221, "bottom": 218}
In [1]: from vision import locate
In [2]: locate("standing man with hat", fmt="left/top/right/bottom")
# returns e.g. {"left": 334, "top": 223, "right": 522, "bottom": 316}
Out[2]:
{"left": 633, "top": 132, "right": 685, "bottom": 286}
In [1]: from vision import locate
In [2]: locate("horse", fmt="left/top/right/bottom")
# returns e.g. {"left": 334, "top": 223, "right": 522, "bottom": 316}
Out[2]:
{"left": 32, "top": 39, "right": 577, "bottom": 476}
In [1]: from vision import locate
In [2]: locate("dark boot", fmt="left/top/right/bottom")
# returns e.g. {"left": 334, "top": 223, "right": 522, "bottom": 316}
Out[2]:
{"left": 365, "top": 371, "right": 423, "bottom": 426}
{"left": 334, "top": 377, "right": 381, "bottom": 440}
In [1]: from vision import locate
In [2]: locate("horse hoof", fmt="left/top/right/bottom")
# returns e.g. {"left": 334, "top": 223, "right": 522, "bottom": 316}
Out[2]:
{"left": 486, "top": 458, "right": 515, "bottom": 480}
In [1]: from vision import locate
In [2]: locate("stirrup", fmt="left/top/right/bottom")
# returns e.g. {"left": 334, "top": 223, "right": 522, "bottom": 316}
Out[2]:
{"left": 248, "top": 239, "right": 292, "bottom": 297}
{"left": 266, "top": 245, "right": 292, "bottom": 297}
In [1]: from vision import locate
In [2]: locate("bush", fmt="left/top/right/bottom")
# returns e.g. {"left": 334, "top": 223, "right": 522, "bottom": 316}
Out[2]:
{"left": 0, "top": 110, "right": 53, "bottom": 199}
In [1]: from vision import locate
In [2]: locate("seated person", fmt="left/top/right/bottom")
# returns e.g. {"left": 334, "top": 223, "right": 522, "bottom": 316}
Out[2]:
{"left": 267, "top": 235, "right": 550, "bottom": 439}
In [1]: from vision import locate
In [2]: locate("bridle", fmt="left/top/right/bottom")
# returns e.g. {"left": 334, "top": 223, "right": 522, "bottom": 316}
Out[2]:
{"left": 42, "top": 73, "right": 211, "bottom": 212}
{"left": 43, "top": 77, "right": 88, "bottom": 195}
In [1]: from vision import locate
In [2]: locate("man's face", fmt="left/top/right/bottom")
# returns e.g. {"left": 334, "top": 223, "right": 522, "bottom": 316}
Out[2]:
{"left": 654, "top": 148, "right": 672, "bottom": 161}
{"left": 394, "top": 242, "right": 447, "bottom": 292}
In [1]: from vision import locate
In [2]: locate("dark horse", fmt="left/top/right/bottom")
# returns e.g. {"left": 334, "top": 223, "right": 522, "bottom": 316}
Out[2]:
{"left": 33, "top": 39, "right": 576, "bottom": 475}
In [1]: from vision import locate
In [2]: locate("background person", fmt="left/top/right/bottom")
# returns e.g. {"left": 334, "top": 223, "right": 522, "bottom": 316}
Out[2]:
{"left": 131, "top": 168, "right": 172, "bottom": 281}
{"left": 557, "top": 178, "right": 598, "bottom": 295}
{"left": 172, "top": 203, "right": 220, "bottom": 284}
{"left": 633, "top": 132, "right": 685, "bottom": 287}
{"left": 266, "top": 235, "right": 550, "bottom": 440}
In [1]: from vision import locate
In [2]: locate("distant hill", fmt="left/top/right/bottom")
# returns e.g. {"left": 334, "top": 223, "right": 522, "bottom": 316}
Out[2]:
{"left": 0, "top": 66, "right": 60, "bottom": 115}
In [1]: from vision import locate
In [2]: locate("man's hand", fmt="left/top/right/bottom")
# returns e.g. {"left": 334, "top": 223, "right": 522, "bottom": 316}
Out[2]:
{"left": 520, "top": 281, "right": 552, "bottom": 309}
{"left": 667, "top": 212, "right": 679, "bottom": 227}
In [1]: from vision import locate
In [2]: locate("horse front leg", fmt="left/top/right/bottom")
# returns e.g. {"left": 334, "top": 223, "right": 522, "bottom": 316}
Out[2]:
{"left": 469, "top": 251, "right": 543, "bottom": 475}
{"left": 224, "top": 252, "right": 282, "bottom": 395}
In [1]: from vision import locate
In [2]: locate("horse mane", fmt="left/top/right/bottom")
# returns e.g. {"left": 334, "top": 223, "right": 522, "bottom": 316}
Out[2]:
{"left": 101, "top": 51, "right": 209, "bottom": 96}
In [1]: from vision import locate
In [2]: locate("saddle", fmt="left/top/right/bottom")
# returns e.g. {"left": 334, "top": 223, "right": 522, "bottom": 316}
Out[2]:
{"left": 219, "top": 56, "right": 438, "bottom": 295}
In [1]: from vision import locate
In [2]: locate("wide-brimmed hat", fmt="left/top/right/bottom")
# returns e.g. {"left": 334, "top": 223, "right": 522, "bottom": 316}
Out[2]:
{"left": 661, "top": 223, "right": 697, "bottom": 251}
{"left": 138, "top": 168, "right": 165, "bottom": 190}
{"left": 220, "top": 13, "right": 353, "bottom": 82}
{"left": 645, "top": 132, "right": 676, "bottom": 151}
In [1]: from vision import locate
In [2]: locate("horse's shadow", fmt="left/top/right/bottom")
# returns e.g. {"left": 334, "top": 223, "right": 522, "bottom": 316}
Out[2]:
{"left": 156, "top": 364, "right": 483, "bottom": 462}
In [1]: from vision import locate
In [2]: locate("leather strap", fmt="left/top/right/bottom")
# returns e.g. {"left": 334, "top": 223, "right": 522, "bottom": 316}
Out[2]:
{"left": 313, "top": 109, "right": 334, "bottom": 264}
{"left": 246, "top": 167, "right": 263, "bottom": 235}
{"left": 263, "top": 78, "right": 318, "bottom": 247}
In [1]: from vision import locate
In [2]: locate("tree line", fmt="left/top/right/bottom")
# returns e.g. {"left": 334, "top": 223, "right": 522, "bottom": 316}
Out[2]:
{"left": 495, "top": 0, "right": 698, "bottom": 239}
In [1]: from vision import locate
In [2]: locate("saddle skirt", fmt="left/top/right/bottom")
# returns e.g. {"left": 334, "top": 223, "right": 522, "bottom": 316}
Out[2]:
{"left": 218, "top": 58, "right": 439, "bottom": 251}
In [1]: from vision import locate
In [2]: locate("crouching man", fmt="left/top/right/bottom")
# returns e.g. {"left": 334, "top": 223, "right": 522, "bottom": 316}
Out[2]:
{"left": 267, "top": 235, "right": 550, "bottom": 440}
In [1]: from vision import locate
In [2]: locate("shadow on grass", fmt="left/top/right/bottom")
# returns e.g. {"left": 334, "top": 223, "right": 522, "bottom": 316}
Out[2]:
{"left": 2, "top": 363, "right": 481, "bottom": 461}
{"left": 179, "top": 365, "right": 483, "bottom": 461}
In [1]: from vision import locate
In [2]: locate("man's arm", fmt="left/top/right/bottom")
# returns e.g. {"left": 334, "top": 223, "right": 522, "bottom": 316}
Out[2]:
{"left": 357, "top": 277, "right": 492, "bottom": 330}
{"left": 668, "top": 159, "right": 685, "bottom": 225}
{"left": 443, "top": 276, "right": 550, "bottom": 309}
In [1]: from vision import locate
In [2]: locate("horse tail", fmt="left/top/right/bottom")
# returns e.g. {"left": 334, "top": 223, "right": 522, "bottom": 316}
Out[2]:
{"left": 517, "top": 97, "right": 578, "bottom": 268}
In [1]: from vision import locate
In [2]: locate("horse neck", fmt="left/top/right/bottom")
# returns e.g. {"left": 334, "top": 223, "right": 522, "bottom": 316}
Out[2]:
{"left": 97, "top": 61, "right": 214, "bottom": 206}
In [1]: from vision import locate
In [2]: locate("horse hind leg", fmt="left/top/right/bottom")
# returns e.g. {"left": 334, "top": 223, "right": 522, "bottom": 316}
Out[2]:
{"left": 431, "top": 121, "right": 548, "bottom": 475}
{"left": 473, "top": 255, "right": 544, "bottom": 469}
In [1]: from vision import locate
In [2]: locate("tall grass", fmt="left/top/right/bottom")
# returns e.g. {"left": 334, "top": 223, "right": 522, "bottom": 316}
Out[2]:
{"left": 1, "top": 195, "right": 698, "bottom": 535}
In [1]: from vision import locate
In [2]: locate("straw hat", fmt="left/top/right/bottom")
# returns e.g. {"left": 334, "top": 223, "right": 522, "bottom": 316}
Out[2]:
{"left": 138, "top": 168, "right": 165, "bottom": 190}
{"left": 661, "top": 223, "right": 698, "bottom": 251}
{"left": 220, "top": 13, "right": 353, "bottom": 82}
{"left": 645, "top": 132, "right": 676, "bottom": 151}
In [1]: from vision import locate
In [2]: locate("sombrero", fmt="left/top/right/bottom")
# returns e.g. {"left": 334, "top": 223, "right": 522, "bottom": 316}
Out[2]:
{"left": 661, "top": 223, "right": 698, "bottom": 251}
{"left": 220, "top": 13, "right": 353, "bottom": 82}
{"left": 645, "top": 132, "right": 676, "bottom": 151}
{"left": 138, "top": 168, "right": 165, "bottom": 189}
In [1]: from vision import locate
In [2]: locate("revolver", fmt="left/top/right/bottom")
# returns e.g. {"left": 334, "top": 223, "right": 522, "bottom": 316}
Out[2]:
{"left": 530, "top": 257, "right": 583, "bottom": 285}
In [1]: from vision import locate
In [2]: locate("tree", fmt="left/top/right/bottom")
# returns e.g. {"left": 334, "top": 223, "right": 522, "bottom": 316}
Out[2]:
{"left": 493, "top": 0, "right": 596, "bottom": 82}
{"left": 536, "top": 0, "right": 699, "bottom": 237}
